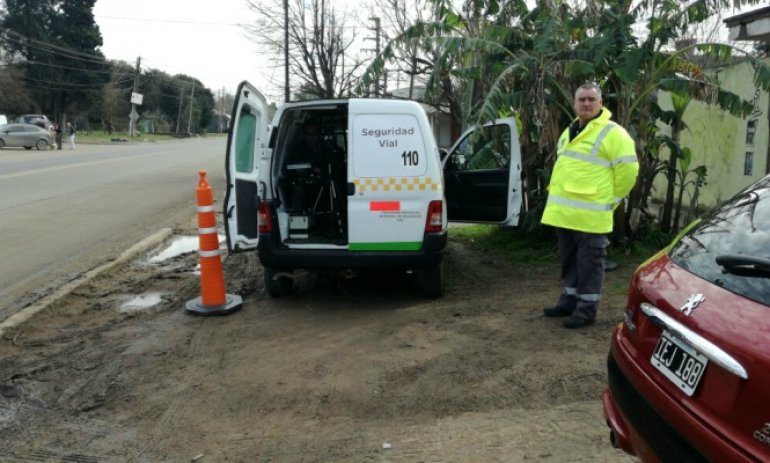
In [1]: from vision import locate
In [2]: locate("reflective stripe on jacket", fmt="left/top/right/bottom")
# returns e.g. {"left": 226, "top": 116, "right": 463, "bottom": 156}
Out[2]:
{"left": 541, "top": 108, "right": 638, "bottom": 234}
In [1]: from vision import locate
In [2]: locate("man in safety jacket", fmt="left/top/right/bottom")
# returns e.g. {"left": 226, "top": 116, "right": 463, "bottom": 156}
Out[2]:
{"left": 541, "top": 83, "right": 638, "bottom": 328}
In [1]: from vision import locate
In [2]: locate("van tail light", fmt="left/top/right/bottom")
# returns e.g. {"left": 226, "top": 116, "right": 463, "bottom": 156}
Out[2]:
{"left": 257, "top": 201, "right": 273, "bottom": 233}
{"left": 425, "top": 200, "right": 443, "bottom": 233}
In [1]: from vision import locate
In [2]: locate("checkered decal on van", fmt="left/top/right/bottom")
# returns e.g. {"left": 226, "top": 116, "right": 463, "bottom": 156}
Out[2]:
{"left": 354, "top": 177, "right": 440, "bottom": 194}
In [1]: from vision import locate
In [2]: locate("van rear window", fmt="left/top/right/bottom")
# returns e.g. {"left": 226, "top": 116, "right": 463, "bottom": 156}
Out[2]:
{"left": 352, "top": 114, "right": 427, "bottom": 178}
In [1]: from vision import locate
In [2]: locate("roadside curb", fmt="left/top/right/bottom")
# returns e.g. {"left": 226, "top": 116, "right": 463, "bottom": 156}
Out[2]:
{"left": 0, "top": 228, "right": 173, "bottom": 338}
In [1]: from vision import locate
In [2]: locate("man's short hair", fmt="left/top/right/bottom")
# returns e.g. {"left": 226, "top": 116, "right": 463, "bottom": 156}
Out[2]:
{"left": 575, "top": 83, "right": 602, "bottom": 99}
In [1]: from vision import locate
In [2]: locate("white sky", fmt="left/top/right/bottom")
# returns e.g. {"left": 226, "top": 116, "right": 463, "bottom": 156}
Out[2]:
{"left": 94, "top": 0, "right": 284, "bottom": 103}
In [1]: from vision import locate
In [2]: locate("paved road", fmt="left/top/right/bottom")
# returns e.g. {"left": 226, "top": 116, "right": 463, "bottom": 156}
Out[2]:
{"left": 0, "top": 138, "right": 229, "bottom": 320}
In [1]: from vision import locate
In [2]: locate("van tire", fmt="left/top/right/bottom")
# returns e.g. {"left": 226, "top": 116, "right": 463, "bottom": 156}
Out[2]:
{"left": 422, "top": 261, "right": 445, "bottom": 298}
{"left": 264, "top": 267, "right": 294, "bottom": 297}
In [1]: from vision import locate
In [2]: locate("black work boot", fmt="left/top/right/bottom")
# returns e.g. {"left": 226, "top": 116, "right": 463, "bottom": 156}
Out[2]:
{"left": 563, "top": 315, "right": 595, "bottom": 329}
{"left": 543, "top": 294, "right": 577, "bottom": 317}
{"left": 563, "top": 301, "right": 596, "bottom": 328}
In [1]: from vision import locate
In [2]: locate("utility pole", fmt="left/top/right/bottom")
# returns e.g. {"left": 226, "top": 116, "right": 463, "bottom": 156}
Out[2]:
{"left": 284, "top": 0, "right": 290, "bottom": 103}
{"left": 363, "top": 17, "right": 381, "bottom": 96}
{"left": 187, "top": 83, "right": 195, "bottom": 133}
{"left": 383, "top": 69, "right": 388, "bottom": 95}
{"left": 408, "top": 43, "right": 417, "bottom": 99}
{"left": 219, "top": 87, "right": 226, "bottom": 132}
{"left": 175, "top": 82, "right": 184, "bottom": 133}
{"left": 129, "top": 56, "right": 141, "bottom": 137}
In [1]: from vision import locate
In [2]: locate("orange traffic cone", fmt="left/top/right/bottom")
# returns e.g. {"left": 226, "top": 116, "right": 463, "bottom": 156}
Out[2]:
{"left": 185, "top": 170, "right": 242, "bottom": 315}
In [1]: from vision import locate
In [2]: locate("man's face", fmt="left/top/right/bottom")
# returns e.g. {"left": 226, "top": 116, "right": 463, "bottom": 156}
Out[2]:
{"left": 305, "top": 127, "right": 320, "bottom": 147}
{"left": 574, "top": 88, "right": 602, "bottom": 124}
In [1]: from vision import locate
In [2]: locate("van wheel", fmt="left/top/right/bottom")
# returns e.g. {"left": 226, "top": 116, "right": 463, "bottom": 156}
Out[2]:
{"left": 423, "top": 261, "right": 445, "bottom": 298}
{"left": 264, "top": 267, "right": 294, "bottom": 297}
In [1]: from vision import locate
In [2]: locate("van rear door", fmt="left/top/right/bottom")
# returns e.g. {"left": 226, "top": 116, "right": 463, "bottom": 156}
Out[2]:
{"left": 224, "top": 81, "right": 269, "bottom": 253}
{"left": 443, "top": 118, "right": 523, "bottom": 226}
{"left": 347, "top": 99, "right": 442, "bottom": 251}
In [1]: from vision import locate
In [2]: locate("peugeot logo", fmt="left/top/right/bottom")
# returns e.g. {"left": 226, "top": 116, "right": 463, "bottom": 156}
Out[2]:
{"left": 678, "top": 294, "right": 705, "bottom": 316}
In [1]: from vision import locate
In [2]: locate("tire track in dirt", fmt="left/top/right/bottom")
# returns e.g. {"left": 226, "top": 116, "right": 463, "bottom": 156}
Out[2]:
{"left": 128, "top": 318, "right": 206, "bottom": 462}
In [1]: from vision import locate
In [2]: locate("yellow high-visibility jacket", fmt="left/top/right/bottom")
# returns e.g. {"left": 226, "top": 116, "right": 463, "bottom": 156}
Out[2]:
{"left": 541, "top": 108, "right": 638, "bottom": 234}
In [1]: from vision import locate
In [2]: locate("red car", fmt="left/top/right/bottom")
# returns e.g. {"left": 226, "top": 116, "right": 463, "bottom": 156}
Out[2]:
{"left": 603, "top": 174, "right": 770, "bottom": 462}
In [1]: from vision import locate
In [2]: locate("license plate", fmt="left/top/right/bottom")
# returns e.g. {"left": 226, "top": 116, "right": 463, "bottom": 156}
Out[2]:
{"left": 651, "top": 330, "right": 708, "bottom": 396}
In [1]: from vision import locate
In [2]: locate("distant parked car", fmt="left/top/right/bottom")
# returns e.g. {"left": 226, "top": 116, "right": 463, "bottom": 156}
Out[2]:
{"left": 602, "top": 173, "right": 770, "bottom": 462}
{"left": 15, "top": 114, "right": 52, "bottom": 130}
{"left": 0, "top": 123, "right": 54, "bottom": 150}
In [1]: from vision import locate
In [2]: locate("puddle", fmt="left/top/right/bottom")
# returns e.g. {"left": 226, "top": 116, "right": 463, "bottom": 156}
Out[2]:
{"left": 149, "top": 235, "right": 225, "bottom": 263}
{"left": 119, "top": 292, "right": 166, "bottom": 312}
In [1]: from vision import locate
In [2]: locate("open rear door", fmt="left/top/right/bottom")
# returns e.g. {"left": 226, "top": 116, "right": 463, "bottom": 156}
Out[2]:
{"left": 224, "top": 81, "right": 269, "bottom": 253}
{"left": 443, "top": 118, "right": 522, "bottom": 225}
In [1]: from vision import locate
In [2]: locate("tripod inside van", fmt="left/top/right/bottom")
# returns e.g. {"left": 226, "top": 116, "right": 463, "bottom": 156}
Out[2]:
{"left": 310, "top": 158, "right": 345, "bottom": 240}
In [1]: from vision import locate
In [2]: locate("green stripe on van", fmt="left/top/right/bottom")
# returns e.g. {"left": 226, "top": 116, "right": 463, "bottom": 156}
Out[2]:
{"left": 349, "top": 242, "right": 422, "bottom": 251}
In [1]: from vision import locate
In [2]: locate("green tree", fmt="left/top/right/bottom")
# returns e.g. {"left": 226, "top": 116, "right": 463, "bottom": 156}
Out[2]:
{"left": 0, "top": 0, "right": 109, "bottom": 119}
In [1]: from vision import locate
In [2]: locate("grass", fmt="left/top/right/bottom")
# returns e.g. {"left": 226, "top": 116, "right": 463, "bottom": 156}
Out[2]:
{"left": 73, "top": 131, "right": 227, "bottom": 144}
{"left": 450, "top": 224, "right": 558, "bottom": 264}
{"left": 450, "top": 224, "right": 658, "bottom": 269}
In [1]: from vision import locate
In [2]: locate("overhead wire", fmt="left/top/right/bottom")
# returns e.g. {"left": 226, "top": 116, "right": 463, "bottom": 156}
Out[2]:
{"left": 2, "top": 29, "right": 109, "bottom": 63}
{"left": 2, "top": 30, "right": 204, "bottom": 93}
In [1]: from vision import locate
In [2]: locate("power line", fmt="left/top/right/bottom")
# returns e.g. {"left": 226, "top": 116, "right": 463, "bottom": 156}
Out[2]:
{"left": 2, "top": 30, "right": 109, "bottom": 64}
{"left": 21, "top": 75, "right": 133, "bottom": 87}
{"left": 95, "top": 14, "right": 243, "bottom": 27}
{"left": 16, "top": 59, "right": 114, "bottom": 74}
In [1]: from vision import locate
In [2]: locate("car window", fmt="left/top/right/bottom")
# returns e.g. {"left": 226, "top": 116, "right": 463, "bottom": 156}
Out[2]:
{"left": 669, "top": 176, "right": 770, "bottom": 306}
{"left": 448, "top": 124, "right": 510, "bottom": 171}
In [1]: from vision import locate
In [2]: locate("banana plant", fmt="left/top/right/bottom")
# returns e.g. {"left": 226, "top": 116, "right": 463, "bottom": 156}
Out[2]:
{"left": 357, "top": 0, "right": 769, "bottom": 240}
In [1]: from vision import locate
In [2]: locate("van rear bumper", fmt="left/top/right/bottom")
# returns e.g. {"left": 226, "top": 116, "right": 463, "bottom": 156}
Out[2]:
{"left": 257, "top": 232, "right": 447, "bottom": 270}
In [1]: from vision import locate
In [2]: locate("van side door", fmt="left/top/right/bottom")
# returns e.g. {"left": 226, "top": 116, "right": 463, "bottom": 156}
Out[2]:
{"left": 443, "top": 118, "right": 522, "bottom": 226}
{"left": 224, "top": 81, "right": 269, "bottom": 253}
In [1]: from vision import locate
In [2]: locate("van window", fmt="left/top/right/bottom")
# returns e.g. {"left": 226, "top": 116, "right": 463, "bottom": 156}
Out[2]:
{"left": 352, "top": 114, "right": 427, "bottom": 178}
{"left": 235, "top": 109, "right": 258, "bottom": 173}
{"left": 449, "top": 125, "right": 511, "bottom": 171}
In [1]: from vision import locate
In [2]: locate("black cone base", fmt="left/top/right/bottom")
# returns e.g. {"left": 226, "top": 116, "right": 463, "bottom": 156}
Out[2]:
{"left": 185, "top": 294, "right": 243, "bottom": 315}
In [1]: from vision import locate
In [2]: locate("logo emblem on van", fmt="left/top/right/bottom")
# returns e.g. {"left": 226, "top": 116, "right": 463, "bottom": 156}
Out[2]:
{"left": 678, "top": 293, "right": 705, "bottom": 316}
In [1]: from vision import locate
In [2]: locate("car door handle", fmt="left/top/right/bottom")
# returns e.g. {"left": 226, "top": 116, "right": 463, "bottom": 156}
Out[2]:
{"left": 641, "top": 303, "right": 748, "bottom": 380}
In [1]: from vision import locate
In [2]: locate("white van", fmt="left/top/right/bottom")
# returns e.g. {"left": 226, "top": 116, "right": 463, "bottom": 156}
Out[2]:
{"left": 224, "top": 81, "right": 524, "bottom": 297}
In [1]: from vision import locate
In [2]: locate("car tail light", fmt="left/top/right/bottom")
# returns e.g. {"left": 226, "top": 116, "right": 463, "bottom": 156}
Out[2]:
{"left": 425, "top": 200, "right": 443, "bottom": 233}
{"left": 258, "top": 201, "right": 272, "bottom": 233}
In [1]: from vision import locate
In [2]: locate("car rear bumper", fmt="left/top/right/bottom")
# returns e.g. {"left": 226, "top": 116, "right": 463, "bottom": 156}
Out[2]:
{"left": 604, "top": 325, "right": 756, "bottom": 463}
{"left": 257, "top": 231, "right": 447, "bottom": 270}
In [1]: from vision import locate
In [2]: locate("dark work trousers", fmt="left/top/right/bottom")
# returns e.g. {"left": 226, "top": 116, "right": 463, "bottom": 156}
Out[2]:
{"left": 553, "top": 227, "right": 609, "bottom": 321}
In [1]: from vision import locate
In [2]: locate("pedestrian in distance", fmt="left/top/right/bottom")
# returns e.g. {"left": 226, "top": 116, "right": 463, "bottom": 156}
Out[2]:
{"left": 53, "top": 121, "right": 63, "bottom": 150}
{"left": 541, "top": 83, "right": 639, "bottom": 329}
{"left": 66, "top": 122, "right": 76, "bottom": 149}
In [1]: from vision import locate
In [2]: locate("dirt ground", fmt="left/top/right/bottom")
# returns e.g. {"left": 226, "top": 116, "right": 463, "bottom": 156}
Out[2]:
{"left": 0, "top": 218, "right": 638, "bottom": 462}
